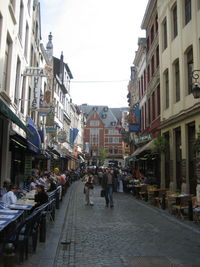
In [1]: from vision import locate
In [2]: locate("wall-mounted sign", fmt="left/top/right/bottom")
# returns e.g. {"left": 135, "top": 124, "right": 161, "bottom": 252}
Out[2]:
{"left": 23, "top": 67, "right": 48, "bottom": 77}
{"left": 38, "top": 107, "right": 52, "bottom": 117}
{"left": 58, "top": 130, "right": 67, "bottom": 143}
{"left": 134, "top": 134, "right": 152, "bottom": 144}
{"left": 46, "top": 126, "right": 57, "bottom": 134}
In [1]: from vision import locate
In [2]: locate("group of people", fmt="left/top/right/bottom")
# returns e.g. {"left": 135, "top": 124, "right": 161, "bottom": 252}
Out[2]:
{"left": 82, "top": 166, "right": 152, "bottom": 208}
{"left": 0, "top": 167, "right": 75, "bottom": 208}
{"left": 82, "top": 167, "right": 126, "bottom": 208}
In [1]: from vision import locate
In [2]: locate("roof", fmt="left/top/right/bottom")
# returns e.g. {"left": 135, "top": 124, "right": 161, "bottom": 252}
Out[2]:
{"left": 79, "top": 105, "right": 128, "bottom": 127}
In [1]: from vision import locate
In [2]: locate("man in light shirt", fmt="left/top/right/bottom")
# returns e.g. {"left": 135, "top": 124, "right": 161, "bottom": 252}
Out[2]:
{"left": 2, "top": 184, "right": 18, "bottom": 205}
{"left": 101, "top": 168, "right": 114, "bottom": 208}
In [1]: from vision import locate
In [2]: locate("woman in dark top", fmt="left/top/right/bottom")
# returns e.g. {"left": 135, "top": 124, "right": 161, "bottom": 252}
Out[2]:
{"left": 34, "top": 184, "right": 48, "bottom": 207}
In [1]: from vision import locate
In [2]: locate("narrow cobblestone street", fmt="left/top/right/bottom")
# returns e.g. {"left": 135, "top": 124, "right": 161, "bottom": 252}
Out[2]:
{"left": 22, "top": 181, "right": 200, "bottom": 267}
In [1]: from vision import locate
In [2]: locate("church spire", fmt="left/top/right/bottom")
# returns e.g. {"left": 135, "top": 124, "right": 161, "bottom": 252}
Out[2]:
{"left": 46, "top": 32, "right": 53, "bottom": 59}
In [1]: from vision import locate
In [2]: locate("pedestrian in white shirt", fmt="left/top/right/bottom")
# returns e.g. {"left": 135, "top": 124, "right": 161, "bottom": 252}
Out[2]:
{"left": 2, "top": 184, "right": 18, "bottom": 205}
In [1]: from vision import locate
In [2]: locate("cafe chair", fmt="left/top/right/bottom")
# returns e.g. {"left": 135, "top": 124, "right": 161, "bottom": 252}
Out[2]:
{"left": 174, "top": 196, "right": 191, "bottom": 219}
{"left": 192, "top": 196, "right": 200, "bottom": 224}
{"left": 138, "top": 185, "right": 147, "bottom": 201}
{"left": 154, "top": 190, "right": 166, "bottom": 209}
{"left": 166, "top": 191, "right": 176, "bottom": 214}
{"left": 46, "top": 198, "right": 56, "bottom": 222}
{"left": 3, "top": 210, "right": 42, "bottom": 263}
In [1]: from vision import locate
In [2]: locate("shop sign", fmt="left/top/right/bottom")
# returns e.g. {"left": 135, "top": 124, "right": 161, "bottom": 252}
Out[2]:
{"left": 125, "top": 147, "right": 130, "bottom": 153}
{"left": 46, "top": 126, "right": 57, "bottom": 134}
{"left": 58, "top": 130, "right": 67, "bottom": 143}
{"left": 23, "top": 67, "right": 48, "bottom": 77}
{"left": 134, "top": 134, "right": 152, "bottom": 144}
{"left": 38, "top": 107, "right": 52, "bottom": 116}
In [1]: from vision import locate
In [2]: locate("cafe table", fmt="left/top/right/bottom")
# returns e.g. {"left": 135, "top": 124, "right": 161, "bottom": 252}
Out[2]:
{"left": 0, "top": 209, "right": 24, "bottom": 231}
{"left": 8, "top": 199, "right": 36, "bottom": 211}
{"left": 21, "top": 190, "right": 36, "bottom": 200}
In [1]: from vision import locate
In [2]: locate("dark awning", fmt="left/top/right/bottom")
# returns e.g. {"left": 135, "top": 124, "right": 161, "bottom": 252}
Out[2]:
{"left": 0, "top": 99, "right": 31, "bottom": 135}
{"left": 27, "top": 117, "right": 42, "bottom": 154}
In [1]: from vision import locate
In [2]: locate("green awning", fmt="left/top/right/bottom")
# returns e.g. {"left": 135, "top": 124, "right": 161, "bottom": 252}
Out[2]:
{"left": 0, "top": 99, "right": 30, "bottom": 135}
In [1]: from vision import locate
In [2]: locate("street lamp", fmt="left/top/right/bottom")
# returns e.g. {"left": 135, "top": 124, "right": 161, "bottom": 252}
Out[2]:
{"left": 192, "top": 70, "right": 200, "bottom": 98}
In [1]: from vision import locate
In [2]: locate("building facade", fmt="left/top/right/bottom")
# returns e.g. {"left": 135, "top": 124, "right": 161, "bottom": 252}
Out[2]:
{"left": 158, "top": 0, "right": 200, "bottom": 194}
{"left": 80, "top": 104, "right": 129, "bottom": 167}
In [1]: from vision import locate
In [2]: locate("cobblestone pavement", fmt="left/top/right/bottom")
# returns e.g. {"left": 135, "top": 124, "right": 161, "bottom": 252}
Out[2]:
{"left": 17, "top": 181, "right": 200, "bottom": 267}
{"left": 53, "top": 181, "right": 200, "bottom": 267}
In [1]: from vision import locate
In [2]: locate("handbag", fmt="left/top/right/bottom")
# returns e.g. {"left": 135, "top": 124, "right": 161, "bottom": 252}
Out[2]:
{"left": 100, "top": 189, "right": 105, "bottom": 197}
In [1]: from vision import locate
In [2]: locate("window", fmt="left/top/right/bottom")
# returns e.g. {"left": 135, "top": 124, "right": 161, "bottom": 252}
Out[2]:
{"left": 157, "top": 85, "right": 160, "bottom": 116}
{"left": 90, "top": 129, "right": 99, "bottom": 135}
{"left": 164, "top": 69, "right": 169, "bottom": 109}
{"left": 198, "top": 0, "right": 200, "bottom": 9}
{"left": 113, "top": 137, "right": 119, "bottom": 143}
{"left": 152, "top": 92, "right": 155, "bottom": 120}
{"left": 20, "top": 76, "right": 26, "bottom": 113}
{"left": 141, "top": 76, "right": 144, "bottom": 95}
{"left": 28, "top": 86, "right": 31, "bottom": 115}
{"left": 148, "top": 98, "right": 151, "bottom": 125}
{"left": 109, "top": 147, "right": 113, "bottom": 154}
{"left": 174, "top": 59, "right": 180, "bottom": 102}
{"left": 108, "top": 137, "right": 113, "bottom": 143}
{"left": 24, "top": 23, "right": 29, "bottom": 59}
{"left": 147, "top": 37, "right": 149, "bottom": 52}
{"left": 163, "top": 18, "right": 167, "bottom": 50}
{"left": 151, "top": 55, "right": 154, "bottom": 76}
{"left": 172, "top": 4, "right": 178, "bottom": 39}
{"left": 155, "top": 14, "right": 158, "bottom": 32}
{"left": 3, "top": 35, "right": 12, "bottom": 92}
{"left": 186, "top": 47, "right": 193, "bottom": 94}
{"left": 90, "top": 120, "right": 99, "bottom": 126}
{"left": 156, "top": 46, "right": 159, "bottom": 67}
{"left": 18, "top": 1, "right": 24, "bottom": 41}
{"left": 185, "top": 0, "right": 191, "bottom": 25}
{"left": 147, "top": 65, "right": 150, "bottom": 83}
{"left": 144, "top": 70, "right": 146, "bottom": 91}
{"left": 14, "top": 57, "right": 21, "bottom": 105}
{"left": 150, "top": 25, "right": 154, "bottom": 44}
{"left": 114, "top": 147, "right": 118, "bottom": 154}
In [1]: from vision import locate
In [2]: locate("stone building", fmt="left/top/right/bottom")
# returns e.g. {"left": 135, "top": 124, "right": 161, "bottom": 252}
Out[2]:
{"left": 158, "top": 0, "right": 200, "bottom": 194}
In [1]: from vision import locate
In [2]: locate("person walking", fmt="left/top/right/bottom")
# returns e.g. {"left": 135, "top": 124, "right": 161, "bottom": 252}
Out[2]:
{"left": 101, "top": 168, "right": 114, "bottom": 208}
{"left": 83, "top": 174, "right": 94, "bottom": 206}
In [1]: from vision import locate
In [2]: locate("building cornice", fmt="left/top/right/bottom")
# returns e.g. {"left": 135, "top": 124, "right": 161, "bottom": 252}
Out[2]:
{"left": 160, "top": 102, "right": 200, "bottom": 130}
{"left": 141, "top": 0, "right": 157, "bottom": 29}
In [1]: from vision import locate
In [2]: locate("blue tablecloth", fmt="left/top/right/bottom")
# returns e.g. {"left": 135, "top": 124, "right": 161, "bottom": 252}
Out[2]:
{"left": 0, "top": 209, "right": 24, "bottom": 231}
{"left": 8, "top": 204, "right": 33, "bottom": 210}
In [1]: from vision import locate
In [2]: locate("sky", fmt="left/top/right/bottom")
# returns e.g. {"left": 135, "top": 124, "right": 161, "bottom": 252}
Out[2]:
{"left": 39, "top": 0, "right": 148, "bottom": 108}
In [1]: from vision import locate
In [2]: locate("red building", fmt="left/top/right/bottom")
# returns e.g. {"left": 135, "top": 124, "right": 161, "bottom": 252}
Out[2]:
{"left": 80, "top": 105, "right": 128, "bottom": 167}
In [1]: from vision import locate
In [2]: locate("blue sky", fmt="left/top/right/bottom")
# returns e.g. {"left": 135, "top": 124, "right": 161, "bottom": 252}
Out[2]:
{"left": 40, "top": 0, "right": 148, "bottom": 107}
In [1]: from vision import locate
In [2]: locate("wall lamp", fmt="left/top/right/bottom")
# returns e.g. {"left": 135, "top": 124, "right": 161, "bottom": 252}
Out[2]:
{"left": 192, "top": 70, "right": 200, "bottom": 98}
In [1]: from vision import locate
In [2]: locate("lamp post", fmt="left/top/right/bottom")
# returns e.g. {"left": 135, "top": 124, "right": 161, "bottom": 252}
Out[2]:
{"left": 192, "top": 70, "right": 200, "bottom": 98}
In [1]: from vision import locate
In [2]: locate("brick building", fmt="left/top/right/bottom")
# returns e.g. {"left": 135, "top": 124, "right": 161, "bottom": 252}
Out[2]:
{"left": 79, "top": 104, "right": 129, "bottom": 167}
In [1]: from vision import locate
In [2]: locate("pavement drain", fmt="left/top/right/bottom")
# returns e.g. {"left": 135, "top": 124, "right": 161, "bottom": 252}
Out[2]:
{"left": 125, "top": 256, "right": 184, "bottom": 267}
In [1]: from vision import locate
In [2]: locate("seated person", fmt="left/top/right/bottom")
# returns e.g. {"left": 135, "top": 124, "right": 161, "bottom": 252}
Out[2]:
{"left": 2, "top": 184, "right": 18, "bottom": 205}
{"left": 34, "top": 184, "right": 48, "bottom": 207}
{"left": 0, "top": 181, "right": 10, "bottom": 197}
{"left": 30, "top": 177, "right": 37, "bottom": 190}
{"left": 47, "top": 177, "right": 57, "bottom": 192}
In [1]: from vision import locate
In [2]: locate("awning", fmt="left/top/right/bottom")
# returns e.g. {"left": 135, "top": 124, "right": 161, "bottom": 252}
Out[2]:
{"left": 0, "top": 99, "right": 31, "bottom": 135}
{"left": 27, "top": 117, "right": 42, "bottom": 154}
{"left": 131, "top": 140, "right": 156, "bottom": 157}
